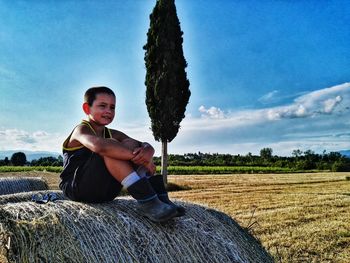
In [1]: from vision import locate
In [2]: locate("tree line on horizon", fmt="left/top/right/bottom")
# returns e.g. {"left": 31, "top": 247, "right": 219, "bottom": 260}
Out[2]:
{"left": 151, "top": 148, "right": 350, "bottom": 172}
{"left": 0, "top": 148, "right": 349, "bottom": 172}
{"left": 0, "top": 152, "right": 63, "bottom": 167}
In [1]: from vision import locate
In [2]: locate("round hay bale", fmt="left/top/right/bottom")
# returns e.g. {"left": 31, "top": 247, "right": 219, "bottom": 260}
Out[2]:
{"left": 0, "top": 177, "right": 48, "bottom": 196}
{"left": 0, "top": 197, "right": 273, "bottom": 263}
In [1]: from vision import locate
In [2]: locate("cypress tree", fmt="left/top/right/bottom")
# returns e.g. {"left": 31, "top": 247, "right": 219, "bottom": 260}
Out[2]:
{"left": 144, "top": 0, "right": 190, "bottom": 184}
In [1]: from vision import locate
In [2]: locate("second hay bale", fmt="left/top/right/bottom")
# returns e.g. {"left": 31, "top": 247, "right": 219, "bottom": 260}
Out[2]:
{"left": 0, "top": 177, "right": 48, "bottom": 196}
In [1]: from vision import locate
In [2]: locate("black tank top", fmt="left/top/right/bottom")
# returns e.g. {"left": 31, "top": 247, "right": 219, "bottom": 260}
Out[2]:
{"left": 59, "top": 120, "right": 112, "bottom": 185}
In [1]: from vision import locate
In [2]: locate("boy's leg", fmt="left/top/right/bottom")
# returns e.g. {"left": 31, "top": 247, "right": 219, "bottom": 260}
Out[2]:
{"left": 103, "top": 157, "right": 177, "bottom": 222}
{"left": 70, "top": 153, "right": 123, "bottom": 203}
{"left": 118, "top": 139, "right": 184, "bottom": 216}
{"left": 148, "top": 174, "right": 186, "bottom": 217}
{"left": 102, "top": 156, "right": 134, "bottom": 182}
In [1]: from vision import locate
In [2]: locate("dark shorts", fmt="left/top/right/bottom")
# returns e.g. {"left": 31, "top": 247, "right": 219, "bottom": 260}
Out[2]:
{"left": 62, "top": 153, "right": 123, "bottom": 203}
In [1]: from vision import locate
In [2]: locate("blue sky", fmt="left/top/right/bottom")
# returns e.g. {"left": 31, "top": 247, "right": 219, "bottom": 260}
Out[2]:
{"left": 1, "top": 0, "right": 349, "bottom": 156}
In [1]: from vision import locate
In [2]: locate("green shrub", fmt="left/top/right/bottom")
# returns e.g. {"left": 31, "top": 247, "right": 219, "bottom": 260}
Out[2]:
{"left": 332, "top": 161, "right": 350, "bottom": 172}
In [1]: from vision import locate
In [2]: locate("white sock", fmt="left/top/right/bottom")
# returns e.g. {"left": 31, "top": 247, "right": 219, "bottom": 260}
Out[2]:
{"left": 121, "top": 171, "right": 141, "bottom": 188}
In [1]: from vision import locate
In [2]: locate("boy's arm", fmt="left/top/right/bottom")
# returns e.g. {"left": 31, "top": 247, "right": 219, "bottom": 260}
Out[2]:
{"left": 110, "top": 129, "right": 155, "bottom": 166}
{"left": 131, "top": 142, "right": 155, "bottom": 166}
{"left": 71, "top": 125, "right": 135, "bottom": 161}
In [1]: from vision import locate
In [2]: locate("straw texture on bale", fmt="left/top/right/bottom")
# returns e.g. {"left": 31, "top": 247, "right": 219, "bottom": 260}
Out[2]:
{"left": 0, "top": 193, "right": 273, "bottom": 263}
{"left": 0, "top": 177, "right": 48, "bottom": 196}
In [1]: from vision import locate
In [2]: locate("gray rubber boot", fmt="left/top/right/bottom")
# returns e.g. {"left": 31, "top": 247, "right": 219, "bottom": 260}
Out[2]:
{"left": 127, "top": 177, "right": 177, "bottom": 222}
{"left": 135, "top": 196, "right": 178, "bottom": 222}
{"left": 148, "top": 174, "right": 186, "bottom": 217}
{"left": 157, "top": 193, "right": 186, "bottom": 217}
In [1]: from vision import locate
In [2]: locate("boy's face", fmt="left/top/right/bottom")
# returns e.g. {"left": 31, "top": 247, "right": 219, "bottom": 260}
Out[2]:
{"left": 83, "top": 93, "right": 116, "bottom": 126}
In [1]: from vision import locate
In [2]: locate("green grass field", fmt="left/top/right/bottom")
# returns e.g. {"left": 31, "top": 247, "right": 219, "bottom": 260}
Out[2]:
{"left": 0, "top": 170, "right": 349, "bottom": 262}
{"left": 0, "top": 165, "right": 298, "bottom": 174}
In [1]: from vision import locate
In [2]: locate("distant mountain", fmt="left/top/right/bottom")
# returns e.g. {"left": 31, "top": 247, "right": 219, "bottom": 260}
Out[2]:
{"left": 0, "top": 150, "right": 61, "bottom": 161}
{"left": 339, "top": 150, "right": 350, "bottom": 157}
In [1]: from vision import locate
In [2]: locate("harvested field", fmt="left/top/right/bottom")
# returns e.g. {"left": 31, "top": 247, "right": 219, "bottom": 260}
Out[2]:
{"left": 169, "top": 172, "right": 350, "bottom": 263}
{"left": 0, "top": 191, "right": 272, "bottom": 263}
{"left": 1, "top": 171, "right": 349, "bottom": 262}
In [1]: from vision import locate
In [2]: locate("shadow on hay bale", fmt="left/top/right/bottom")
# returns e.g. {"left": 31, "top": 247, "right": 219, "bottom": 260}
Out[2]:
{"left": 0, "top": 193, "right": 273, "bottom": 263}
{"left": 0, "top": 177, "right": 48, "bottom": 196}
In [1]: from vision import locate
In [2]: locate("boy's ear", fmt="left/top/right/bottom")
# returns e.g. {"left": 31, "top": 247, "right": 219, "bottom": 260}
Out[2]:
{"left": 82, "top": 103, "right": 90, "bottom": 115}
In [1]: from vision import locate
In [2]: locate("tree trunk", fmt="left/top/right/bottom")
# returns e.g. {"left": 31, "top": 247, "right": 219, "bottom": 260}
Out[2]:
{"left": 161, "top": 140, "right": 168, "bottom": 186}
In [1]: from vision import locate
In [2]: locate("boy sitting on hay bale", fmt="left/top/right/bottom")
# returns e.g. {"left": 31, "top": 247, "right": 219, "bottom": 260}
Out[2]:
{"left": 59, "top": 86, "right": 184, "bottom": 222}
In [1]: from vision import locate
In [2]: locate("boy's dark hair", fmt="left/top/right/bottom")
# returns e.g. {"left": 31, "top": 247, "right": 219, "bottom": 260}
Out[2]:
{"left": 84, "top": 86, "right": 115, "bottom": 106}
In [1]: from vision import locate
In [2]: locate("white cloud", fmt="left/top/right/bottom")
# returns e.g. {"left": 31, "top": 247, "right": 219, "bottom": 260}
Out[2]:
{"left": 168, "top": 83, "right": 350, "bottom": 155}
{"left": 257, "top": 83, "right": 349, "bottom": 120}
{"left": 258, "top": 90, "right": 279, "bottom": 103}
{"left": 33, "top": 131, "right": 49, "bottom": 138}
{"left": 198, "top": 105, "right": 225, "bottom": 119}
{"left": 295, "top": 83, "right": 348, "bottom": 111}
{"left": 323, "top": 95, "right": 342, "bottom": 113}
{"left": 0, "top": 129, "right": 65, "bottom": 152}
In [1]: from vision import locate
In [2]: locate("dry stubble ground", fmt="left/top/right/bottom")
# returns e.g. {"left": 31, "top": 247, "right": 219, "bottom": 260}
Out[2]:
{"left": 0, "top": 171, "right": 349, "bottom": 263}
